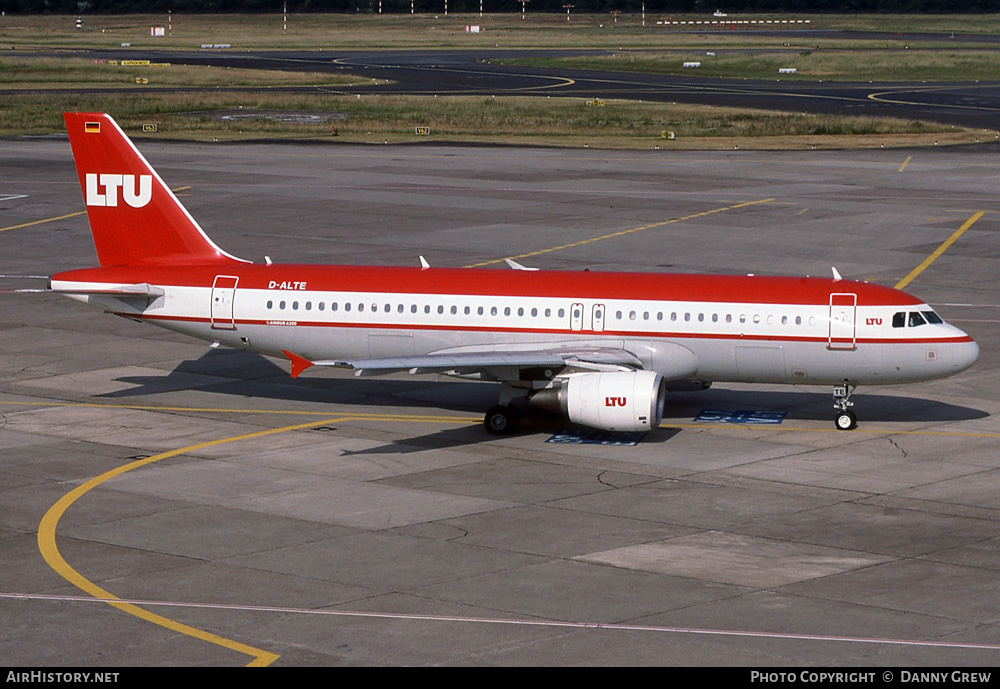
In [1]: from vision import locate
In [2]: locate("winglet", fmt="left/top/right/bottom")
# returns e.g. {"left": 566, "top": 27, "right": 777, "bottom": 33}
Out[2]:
{"left": 832, "top": 267, "right": 843, "bottom": 281}
{"left": 419, "top": 255, "right": 430, "bottom": 270}
{"left": 282, "top": 349, "right": 315, "bottom": 378}
{"left": 505, "top": 258, "right": 539, "bottom": 271}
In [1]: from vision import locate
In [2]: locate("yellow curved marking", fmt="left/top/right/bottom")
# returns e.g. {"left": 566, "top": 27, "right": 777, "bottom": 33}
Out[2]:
{"left": 465, "top": 198, "right": 774, "bottom": 268}
{"left": 506, "top": 75, "right": 576, "bottom": 92}
{"left": 895, "top": 210, "right": 985, "bottom": 290}
{"left": 868, "top": 84, "right": 1000, "bottom": 112}
{"left": 331, "top": 56, "right": 574, "bottom": 92}
{"left": 31, "top": 403, "right": 480, "bottom": 665}
{"left": 37, "top": 415, "right": 364, "bottom": 667}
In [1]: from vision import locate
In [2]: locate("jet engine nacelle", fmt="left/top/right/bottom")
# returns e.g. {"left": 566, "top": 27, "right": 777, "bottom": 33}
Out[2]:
{"left": 532, "top": 370, "right": 666, "bottom": 431}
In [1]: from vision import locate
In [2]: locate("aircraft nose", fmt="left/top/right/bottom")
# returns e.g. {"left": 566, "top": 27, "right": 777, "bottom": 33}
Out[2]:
{"left": 950, "top": 337, "right": 979, "bottom": 374}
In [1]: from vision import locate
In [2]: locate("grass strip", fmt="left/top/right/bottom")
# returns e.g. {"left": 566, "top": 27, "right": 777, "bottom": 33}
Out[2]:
{"left": 0, "top": 91, "right": 973, "bottom": 150}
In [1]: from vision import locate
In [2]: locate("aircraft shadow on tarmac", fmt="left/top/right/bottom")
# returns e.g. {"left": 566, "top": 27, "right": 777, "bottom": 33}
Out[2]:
{"left": 101, "top": 349, "right": 987, "bottom": 430}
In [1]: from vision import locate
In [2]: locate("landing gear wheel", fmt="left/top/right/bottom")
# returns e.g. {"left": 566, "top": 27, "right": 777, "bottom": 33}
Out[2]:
{"left": 484, "top": 405, "right": 520, "bottom": 435}
{"left": 835, "top": 410, "right": 857, "bottom": 431}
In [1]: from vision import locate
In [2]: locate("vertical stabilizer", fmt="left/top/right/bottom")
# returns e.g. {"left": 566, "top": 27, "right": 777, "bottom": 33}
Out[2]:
{"left": 63, "top": 112, "right": 247, "bottom": 267}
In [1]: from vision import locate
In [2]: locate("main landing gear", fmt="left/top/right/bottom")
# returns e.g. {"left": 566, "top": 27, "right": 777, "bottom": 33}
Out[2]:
{"left": 833, "top": 384, "right": 857, "bottom": 430}
{"left": 484, "top": 383, "right": 528, "bottom": 435}
{"left": 484, "top": 404, "right": 520, "bottom": 435}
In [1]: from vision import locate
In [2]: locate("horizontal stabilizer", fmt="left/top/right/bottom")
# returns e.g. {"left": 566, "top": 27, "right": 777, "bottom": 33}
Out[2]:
{"left": 53, "top": 282, "right": 166, "bottom": 297}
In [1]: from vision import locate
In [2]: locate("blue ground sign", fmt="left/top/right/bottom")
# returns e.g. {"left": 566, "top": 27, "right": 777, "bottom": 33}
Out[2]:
{"left": 695, "top": 409, "right": 787, "bottom": 425}
{"left": 546, "top": 430, "right": 647, "bottom": 446}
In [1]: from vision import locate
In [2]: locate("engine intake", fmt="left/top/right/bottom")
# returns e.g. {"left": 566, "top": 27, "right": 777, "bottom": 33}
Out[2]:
{"left": 530, "top": 370, "right": 666, "bottom": 431}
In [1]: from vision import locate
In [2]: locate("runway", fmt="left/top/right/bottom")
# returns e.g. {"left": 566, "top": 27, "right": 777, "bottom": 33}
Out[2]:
{"left": 19, "top": 46, "right": 1000, "bottom": 130}
{"left": 1, "top": 140, "right": 999, "bottom": 665}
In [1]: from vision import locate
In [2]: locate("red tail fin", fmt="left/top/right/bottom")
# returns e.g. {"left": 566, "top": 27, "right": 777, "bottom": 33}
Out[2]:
{"left": 63, "top": 113, "right": 246, "bottom": 267}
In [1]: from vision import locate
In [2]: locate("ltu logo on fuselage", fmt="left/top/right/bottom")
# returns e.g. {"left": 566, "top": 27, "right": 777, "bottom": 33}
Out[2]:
{"left": 86, "top": 173, "right": 153, "bottom": 208}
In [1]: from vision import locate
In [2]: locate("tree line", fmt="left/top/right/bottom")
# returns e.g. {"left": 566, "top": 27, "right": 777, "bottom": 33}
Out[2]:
{"left": 4, "top": 0, "right": 999, "bottom": 15}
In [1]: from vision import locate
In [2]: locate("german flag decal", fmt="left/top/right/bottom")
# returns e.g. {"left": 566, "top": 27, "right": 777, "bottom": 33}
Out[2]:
{"left": 84, "top": 121, "right": 101, "bottom": 133}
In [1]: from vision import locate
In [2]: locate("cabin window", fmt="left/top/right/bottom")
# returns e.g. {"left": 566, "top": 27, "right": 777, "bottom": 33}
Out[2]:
{"left": 292, "top": 301, "right": 299, "bottom": 311}
{"left": 505, "top": 307, "right": 512, "bottom": 316}
{"left": 643, "top": 311, "right": 650, "bottom": 321}
{"left": 712, "top": 313, "right": 718, "bottom": 323}
{"left": 795, "top": 315, "right": 801, "bottom": 325}
{"left": 531, "top": 308, "right": 538, "bottom": 317}
{"left": 305, "top": 302, "right": 312, "bottom": 311}
{"left": 781, "top": 315, "right": 787, "bottom": 325}
{"left": 490, "top": 306, "right": 498, "bottom": 316}
{"left": 318, "top": 302, "right": 325, "bottom": 312}
{"left": 684, "top": 313, "right": 691, "bottom": 322}
{"left": 616, "top": 310, "right": 623, "bottom": 320}
{"left": 753, "top": 314, "right": 760, "bottom": 324}
{"left": 438, "top": 305, "right": 444, "bottom": 315}
{"left": 331, "top": 302, "right": 338, "bottom": 312}
{"left": 478, "top": 306, "right": 485, "bottom": 316}
{"left": 671, "top": 312, "right": 677, "bottom": 322}
{"left": 345, "top": 303, "right": 351, "bottom": 312}
{"left": 266, "top": 300, "right": 273, "bottom": 309}
{"left": 629, "top": 311, "right": 637, "bottom": 321}
{"left": 726, "top": 314, "right": 732, "bottom": 323}
{"left": 657, "top": 312, "right": 663, "bottom": 321}
{"left": 698, "top": 313, "right": 704, "bottom": 322}
{"left": 465, "top": 306, "right": 471, "bottom": 315}
{"left": 518, "top": 307, "right": 524, "bottom": 317}
{"left": 558, "top": 308, "right": 565, "bottom": 318}
{"left": 739, "top": 314, "right": 746, "bottom": 324}
{"left": 451, "top": 305, "right": 458, "bottom": 315}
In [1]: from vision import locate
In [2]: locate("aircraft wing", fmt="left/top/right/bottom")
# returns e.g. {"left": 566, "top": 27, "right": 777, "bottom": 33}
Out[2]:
{"left": 282, "top": 347, "right": 644, "bottom": 380}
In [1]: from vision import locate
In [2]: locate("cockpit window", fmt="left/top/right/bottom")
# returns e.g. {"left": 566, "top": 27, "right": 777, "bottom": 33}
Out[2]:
{"left": 892, "top": 312, "right": 905, "bottom": 328}
{"left": 908, "top": 311, "right": 927, "bottom": 327}
{"left": 922, "top": 311, "right": 943, "bottom": 324}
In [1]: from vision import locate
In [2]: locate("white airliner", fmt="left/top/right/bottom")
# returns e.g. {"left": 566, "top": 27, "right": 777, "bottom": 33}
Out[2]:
{"left": 49, "top": 112, "right": 978, "bottom": 433}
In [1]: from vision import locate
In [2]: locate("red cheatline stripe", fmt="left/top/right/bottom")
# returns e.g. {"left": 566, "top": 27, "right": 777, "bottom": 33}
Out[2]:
{"left": 124, "top": 312, "right": 973, "bottom": 345}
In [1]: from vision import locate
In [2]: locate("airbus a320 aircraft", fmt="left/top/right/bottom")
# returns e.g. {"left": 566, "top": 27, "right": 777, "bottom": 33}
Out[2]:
{"left": 49, "top": 113, "right": 978, "bottom": 434}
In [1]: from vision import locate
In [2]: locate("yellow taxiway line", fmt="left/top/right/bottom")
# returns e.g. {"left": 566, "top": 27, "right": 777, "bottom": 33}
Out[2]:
{"left": 465, "top": 198, "right": 774, "bottom": 268}
{"left": 0, "top": 187, "right": 191, "bottom": 234}
{"left": 895, "top": 210, "right": 985, "bottom": 291}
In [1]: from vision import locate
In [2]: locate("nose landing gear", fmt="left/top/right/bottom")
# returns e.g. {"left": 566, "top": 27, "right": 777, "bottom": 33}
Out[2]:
{"left": 833, "top": 384, "right": 857, "bottom": 430}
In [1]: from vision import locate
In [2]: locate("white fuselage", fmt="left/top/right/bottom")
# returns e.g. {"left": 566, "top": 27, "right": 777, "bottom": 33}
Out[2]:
{"left": 53, "top": 271, "right": 980, "bottom": 388}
